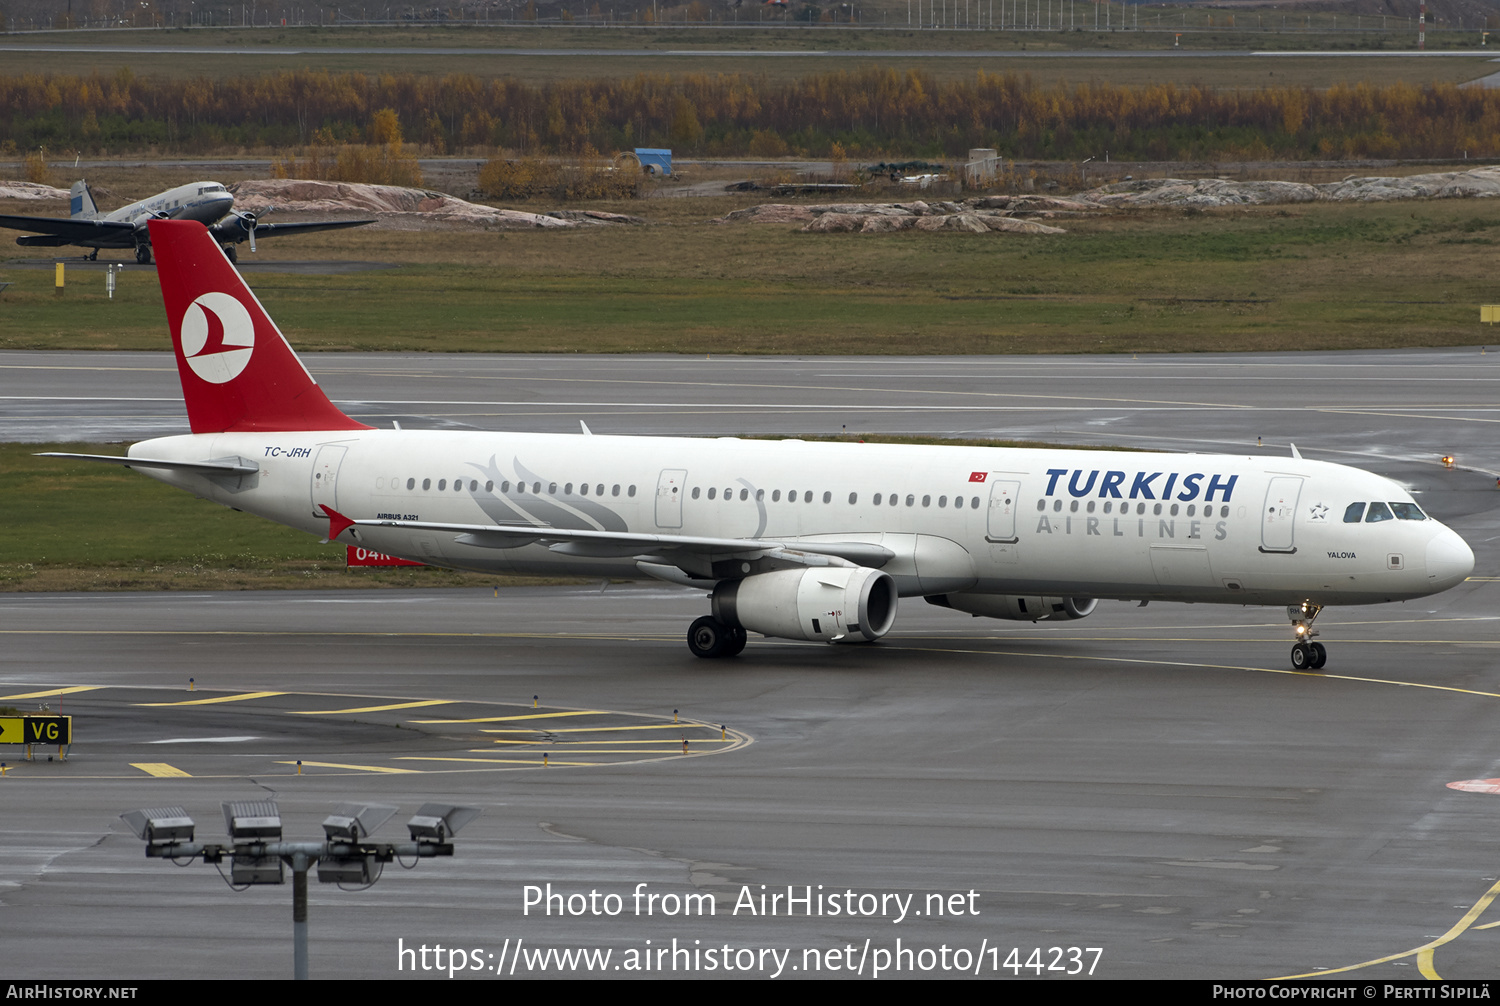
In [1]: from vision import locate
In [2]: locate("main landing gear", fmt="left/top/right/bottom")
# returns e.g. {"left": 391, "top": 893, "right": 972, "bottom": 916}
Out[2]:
{"left": 134, "top": 244, "right": 152, "bottom": 265}
{"left": 687, "top": 615, "right": 747, "bottom": 659}
{"left": 1287, "top": 601, "right": 1327, "bottom": 671}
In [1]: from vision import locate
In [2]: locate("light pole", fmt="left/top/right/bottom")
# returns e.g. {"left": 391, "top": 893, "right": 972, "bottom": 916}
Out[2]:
{"left": 123, "top": 801, "right": 481, "bottom": 980}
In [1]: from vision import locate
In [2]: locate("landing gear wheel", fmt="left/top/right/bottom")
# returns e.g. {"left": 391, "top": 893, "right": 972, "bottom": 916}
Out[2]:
{"left": 1286, "top": 601, "right": 1326, "bottom": 671}
{"left": 724, "top": 626, "right": 748, "bottom": 656}
{"left": 688, "top": 616, "right": 736, "bottom": 659}
{"left": 86, "top": 249, "right": 98, "bottom": 261}
{"left": 134, "top": 244, "right": 152, "bottom": 265}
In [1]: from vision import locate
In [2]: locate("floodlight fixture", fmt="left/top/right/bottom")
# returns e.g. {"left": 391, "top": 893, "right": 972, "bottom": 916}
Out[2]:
{"left": 406, "top": 803, "right": 481, "bottom": 844}
{"left": 120, "top": 806, "right": 195, "bottom": 845}
{"left": 222, "top": 800, "right": 282, "bottom": 841}
{"left": 322, "top": 803, "right": 397, "bottom": 842}
{"left": 231, "top": 853, "right": 285, "bottom": 886}
{"left": 316, "top": 854, "right": 378, "bottom": 886}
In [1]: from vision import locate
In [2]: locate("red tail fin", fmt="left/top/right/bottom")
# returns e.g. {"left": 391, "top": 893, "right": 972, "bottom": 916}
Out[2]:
{"left": 149, "top": 219, "right": 371, "bottom": 434}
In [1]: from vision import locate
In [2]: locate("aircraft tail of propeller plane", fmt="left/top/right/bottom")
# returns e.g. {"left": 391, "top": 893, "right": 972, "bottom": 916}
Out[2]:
{"left": 38, "top": 220, "right": 1476, "bottom": 668}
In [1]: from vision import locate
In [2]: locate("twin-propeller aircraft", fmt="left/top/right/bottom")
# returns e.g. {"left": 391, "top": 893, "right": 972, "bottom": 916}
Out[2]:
{"left": 41, "top": 220, "right": 1475, "bottom": 667}
{"left": 0, "top": 180, "right": 372, "bottom": 263}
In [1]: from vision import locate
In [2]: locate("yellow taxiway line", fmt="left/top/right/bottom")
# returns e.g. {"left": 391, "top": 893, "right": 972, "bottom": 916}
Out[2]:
{"left": 135, "top": 691, "right": 285, "bottom": 707}
{"left": 288, "top": 699, "right": 451, "bottom": 715}
{"left": 0, "top": 686, "right": 100, "bottom": 701}
{"left": 130, "top": 762, "right": 191, "bottom": 777}
{"left": 276, "top": 760, "right": 420, "bottom": 774}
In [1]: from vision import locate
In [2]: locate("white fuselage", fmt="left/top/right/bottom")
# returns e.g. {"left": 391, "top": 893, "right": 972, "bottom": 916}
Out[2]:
{"left": 102, "top": 182, "right": 234, "bottom": 228}
{"left": 128, "top": 430, "right": 1474, "bottom": 608}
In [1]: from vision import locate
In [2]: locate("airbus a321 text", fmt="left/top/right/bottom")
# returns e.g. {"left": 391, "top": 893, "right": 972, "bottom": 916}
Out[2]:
{"left": 41, "top": 220, "right": 1476, "bottom": 669}
{"left": 0, "top": 180, "right": 372, "bottom": 263}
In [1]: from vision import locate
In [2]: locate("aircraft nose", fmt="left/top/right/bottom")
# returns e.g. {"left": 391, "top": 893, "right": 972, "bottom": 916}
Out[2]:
{"left": 1425, "top": 528, "right": 1475, "bottom": 590}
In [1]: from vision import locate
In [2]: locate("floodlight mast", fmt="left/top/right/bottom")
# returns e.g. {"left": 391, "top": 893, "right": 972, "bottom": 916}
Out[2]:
{"left": 122, "top": 801, "right": 479, "bottom": 980}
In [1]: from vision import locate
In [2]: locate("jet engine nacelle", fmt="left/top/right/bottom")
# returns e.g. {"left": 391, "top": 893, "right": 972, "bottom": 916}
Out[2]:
{"left": 712, "top": 567, "right": 898, "bottom": 643}
{"left": 928, "top": 592, "right": 1097, "bottom": 622}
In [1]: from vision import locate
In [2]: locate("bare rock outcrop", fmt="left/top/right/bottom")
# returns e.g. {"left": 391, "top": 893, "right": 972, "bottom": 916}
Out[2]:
{"left": 229, "top": 179, "right": 642, "bottom": 230}
{"left": 721, "top": 197, "right": 1070, "bottom": 235}
{"left": 0, "top": 181, "right": 70, "bottom": 201}
{"left": 1085, "top": 166, "right": 1500, "bottom": 207}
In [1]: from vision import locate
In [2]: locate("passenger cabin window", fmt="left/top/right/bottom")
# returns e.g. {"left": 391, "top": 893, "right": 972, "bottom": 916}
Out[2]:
{"left": 1365, "top": 502, "right": 1394, "bottom": 523}
{"left": 1344, "top": 503, "right": 1366, "bottom": 523}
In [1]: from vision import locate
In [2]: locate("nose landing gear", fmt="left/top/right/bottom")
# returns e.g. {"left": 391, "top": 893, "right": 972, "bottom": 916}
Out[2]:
{"left": 1288, "top": 601, "right": 1327, "bottom": 670}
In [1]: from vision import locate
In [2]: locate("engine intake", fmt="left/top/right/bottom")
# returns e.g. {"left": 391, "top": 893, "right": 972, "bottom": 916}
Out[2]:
{"left": 713, "top": 567, "right": 897, "bottom": 643}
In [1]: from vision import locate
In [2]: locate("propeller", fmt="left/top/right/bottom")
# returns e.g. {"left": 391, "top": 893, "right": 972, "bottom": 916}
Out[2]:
{"left": 239, "top": 211, "right": 258, "bottom": 253}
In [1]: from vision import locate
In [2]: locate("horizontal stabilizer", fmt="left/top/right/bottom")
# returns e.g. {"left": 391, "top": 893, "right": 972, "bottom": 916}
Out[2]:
{"left": 36, "top": 452, "right": 259, "bottom": 475}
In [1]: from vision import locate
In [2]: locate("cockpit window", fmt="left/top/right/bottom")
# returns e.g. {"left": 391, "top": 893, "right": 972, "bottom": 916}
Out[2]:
{"left": 1343, "top": 503, "right": 1366, "bottom": 523}
{"left": 1365, "top": 502, "right": 1394, "bottom": 523}
{"left": 1390, "top": 502, "right": 1426, "bottom": 521}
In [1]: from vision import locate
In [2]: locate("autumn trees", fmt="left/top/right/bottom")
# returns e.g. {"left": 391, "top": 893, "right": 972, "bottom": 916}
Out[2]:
{"left": 4, "top": 68, "right": 1500, "bottom": 163}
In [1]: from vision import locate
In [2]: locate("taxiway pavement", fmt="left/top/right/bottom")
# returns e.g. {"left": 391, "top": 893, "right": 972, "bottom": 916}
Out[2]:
{"left": 2, "top": 349, "right": 1498, "bottom": 980}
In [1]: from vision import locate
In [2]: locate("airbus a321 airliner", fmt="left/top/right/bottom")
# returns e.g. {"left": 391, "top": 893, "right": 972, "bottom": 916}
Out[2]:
{"left": 43, "top": 220, "right": 1476, "bottom": 668}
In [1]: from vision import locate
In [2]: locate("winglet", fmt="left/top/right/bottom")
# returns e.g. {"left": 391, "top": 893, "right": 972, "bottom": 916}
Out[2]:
{"left": 1289, "top": 443, "right": 1302, "bottom": 459}
{"left": 580, "top": 420, "right": 592, "bottom": 435}
{"left": 320, "top": 505, "right": 356, "bottom": 541}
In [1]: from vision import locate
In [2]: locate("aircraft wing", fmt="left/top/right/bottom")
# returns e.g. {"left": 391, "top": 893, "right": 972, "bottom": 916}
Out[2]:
{"left": 207, "top": 217, "right": 376, "bottom": 242}
{"left": 0, "top": 214, "right": 133, "bottom": 245}
{"left": 342, "top": 513, "right": 895, "bottom": 570}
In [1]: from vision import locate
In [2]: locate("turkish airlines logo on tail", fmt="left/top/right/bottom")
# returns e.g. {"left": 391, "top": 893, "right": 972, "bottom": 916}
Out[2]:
{"left": 180, "top": 292, "right": 255, "bottom": 384}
